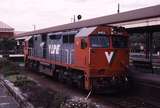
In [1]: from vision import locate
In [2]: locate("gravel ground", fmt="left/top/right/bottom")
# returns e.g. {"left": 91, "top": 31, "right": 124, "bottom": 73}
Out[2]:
{"left": 0, "top": 60, "right": 100, "bottom": 108}
{"left": 0, "top": 81, "right": 19, "bottom": 108}
{"left": 1, "top": 60, "right": 160, "bottom": 108}
{"left": 26, "top": 72, "right": 160, "bottom": 108}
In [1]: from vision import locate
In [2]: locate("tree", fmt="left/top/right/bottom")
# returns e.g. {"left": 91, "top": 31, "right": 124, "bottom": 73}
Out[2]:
{"left": 0, "top": 38, "right": 16, "bottom": 58}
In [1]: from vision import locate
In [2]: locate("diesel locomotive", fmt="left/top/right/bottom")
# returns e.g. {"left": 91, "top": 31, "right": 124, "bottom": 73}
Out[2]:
{"left": 22, "top": 25, "right": 129, "bottom": 92}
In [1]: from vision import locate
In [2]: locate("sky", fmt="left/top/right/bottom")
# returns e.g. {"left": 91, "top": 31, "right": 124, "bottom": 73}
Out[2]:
{"left": 0, "top": 0, "right": 160, "bottom": 31}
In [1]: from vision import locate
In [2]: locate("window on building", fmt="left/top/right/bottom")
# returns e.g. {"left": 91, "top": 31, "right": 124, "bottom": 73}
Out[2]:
{"left": 153, "top": 31, "right": 160, "bottom": 55}
{"left": 129, "top": 33, "right": 146, "bottom": 53}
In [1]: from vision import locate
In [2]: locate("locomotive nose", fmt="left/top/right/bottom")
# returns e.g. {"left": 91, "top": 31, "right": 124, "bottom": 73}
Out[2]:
{"left": 89, "top": 48, "right": 129, "bottom": 76}
{"left": 105, "top": 51, "right": 115, "bottom": 64}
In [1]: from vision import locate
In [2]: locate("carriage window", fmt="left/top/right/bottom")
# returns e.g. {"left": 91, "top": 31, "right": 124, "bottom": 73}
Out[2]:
{"left": 42, "top": 34, "right": 47, "bottom": 42}
{"left": 112, "top": 36, "right": 128, "bottom": 48}
{"left": 90, "top": 35, "right": 109, "bottom": 48}
{"left": 68, "top": 35, "right": 75, "bottom": 43}
{"left": 63, "top": 35, "right": 75, "bottom": 43}
{"left": 63, "top": 35, "right": 68, "bottom": 43}
{"left": 81, "top": 38, "right": 87, "bottom": 49}
{"left": 49, "top": 35, "right": 61, "bottom": 40}
{"left": 34, "top": 37, "right": 37, "bottom": 40}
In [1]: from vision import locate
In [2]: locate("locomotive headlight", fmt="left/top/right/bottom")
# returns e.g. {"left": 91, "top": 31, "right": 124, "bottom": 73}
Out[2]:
{"left": 112, "top": 76, "right": 115, "bottom": 81}
{"left": 98, "top": 31, "right": 105, "bottom": 35}
{"left": 125, "top": 77, "right": 128, "bottom": 82}
{"left": 111, "top": 28, "right": 115, "bottom": 35}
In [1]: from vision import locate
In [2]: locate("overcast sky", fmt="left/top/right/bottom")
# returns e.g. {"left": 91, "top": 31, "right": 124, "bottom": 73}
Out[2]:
{"left": 0, "top": 0, "right": 160, "bottom": 31}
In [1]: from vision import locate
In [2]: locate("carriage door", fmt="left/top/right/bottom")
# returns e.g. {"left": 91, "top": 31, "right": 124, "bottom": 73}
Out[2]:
{"left": 74, "top": 37, "right": 88, "bottom": 67}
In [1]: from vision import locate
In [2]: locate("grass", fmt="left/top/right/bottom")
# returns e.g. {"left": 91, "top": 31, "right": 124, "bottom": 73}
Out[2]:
{"left": 0, "top": 59, "right": 99, "bottom": 108}
{"left": 0, "top": 58, "right": 21, "bottom": 77}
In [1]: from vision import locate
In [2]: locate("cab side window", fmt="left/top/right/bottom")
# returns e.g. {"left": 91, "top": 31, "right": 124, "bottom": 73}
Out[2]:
{"left": 81, "top": 38, "right": 87, "bottom": 49}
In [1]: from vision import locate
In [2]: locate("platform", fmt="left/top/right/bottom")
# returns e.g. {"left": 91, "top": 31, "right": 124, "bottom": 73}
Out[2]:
{"left": 129, "top": 66, "right": 160, "bottom": 104}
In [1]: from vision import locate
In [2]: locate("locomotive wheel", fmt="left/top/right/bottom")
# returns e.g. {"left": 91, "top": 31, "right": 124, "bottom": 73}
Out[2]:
{"left": 77, "top": 77, "right": 84, "bottom": 89}
{"left": 53, "top": 69, "right": 59, "bottom": 80}
{"left": 66, "top": 77, "right": 72, "bottom": 85}
{"left": 58, "top": 70, "right": 65, "bottom": 82}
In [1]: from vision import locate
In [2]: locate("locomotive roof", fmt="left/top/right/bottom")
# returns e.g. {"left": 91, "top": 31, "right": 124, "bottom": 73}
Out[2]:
{"left": 17, "top": 5, "right": 160, "bottom": 37}
{"left": 75, "top": 27, "right": 96, "bottom": 37}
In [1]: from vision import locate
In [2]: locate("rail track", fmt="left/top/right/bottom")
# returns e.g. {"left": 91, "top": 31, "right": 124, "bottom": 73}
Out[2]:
{"left": 26, "top": 71, "right": 160, "bottom": 108}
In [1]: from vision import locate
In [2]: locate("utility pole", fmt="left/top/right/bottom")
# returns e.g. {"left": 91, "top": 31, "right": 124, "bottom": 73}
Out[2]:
{"left": 117, "top": 3, "right": 120, "bottom": 14}
{"left": 71, "top": 14, "right": 82, "bottom": 23}
{"left": 33, "top": 25, "right": 36, "bottom": 30}
{"left": 73, "top": 15, "right": 76, "bottom": 23}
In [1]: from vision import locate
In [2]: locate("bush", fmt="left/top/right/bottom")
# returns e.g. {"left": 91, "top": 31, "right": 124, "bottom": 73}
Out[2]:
{"left": 27, "top": 87, "right": 69, "bottom": 108}
{"left": 0, "top": 59, "right": 21, "bottom": 77}
{"left": 6, "top": 74, "right": 35, "bottom": 88}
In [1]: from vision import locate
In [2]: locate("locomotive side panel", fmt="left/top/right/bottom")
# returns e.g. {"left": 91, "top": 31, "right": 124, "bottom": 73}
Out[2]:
{"left": 61, "top": 33, "right": 75, "bottom": 64}
{"left": 74, "top": 27, "right": 96, "bottom": 69}
{"left": 32, "top": 34, "right": 43, "bottom": 58}
{"left": 61, "top": 41, "right": 74, "bottom": 64}
{"left": 47, "top": 33, "right": 62, "bottom": 62}
{"left": 46, "top": 32, "right": 76, "bottom": 65}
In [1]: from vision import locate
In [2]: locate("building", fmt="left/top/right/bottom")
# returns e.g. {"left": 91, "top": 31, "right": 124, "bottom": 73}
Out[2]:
{"left": 0, "top": 21, "right": 15, "bottom": 55}
{"left": 0, "top": 21, "right": 14, "bottom": 39}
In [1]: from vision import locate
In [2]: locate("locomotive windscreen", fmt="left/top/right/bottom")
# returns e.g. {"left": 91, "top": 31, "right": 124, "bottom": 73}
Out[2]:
{"left": 90, "top": 35, "right": 109, "bottom": 48}
{"left": 112, "top": 36, "right": 128, "bottom": 48}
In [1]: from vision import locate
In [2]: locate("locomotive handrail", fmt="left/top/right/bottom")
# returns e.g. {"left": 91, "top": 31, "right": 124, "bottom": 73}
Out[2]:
{"left": 130, "top": 52, "right": 160, "bottom": 57}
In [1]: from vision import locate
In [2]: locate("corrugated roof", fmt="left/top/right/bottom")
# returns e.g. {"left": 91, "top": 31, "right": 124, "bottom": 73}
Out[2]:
{"left": 0, "top": 21, "right": 14, "bottom": 33}
{"left": 0, "top": 21, "right": 13, "bottom": 29}
{"left": 17, "top": 5, "right": 160, "bottom": 37}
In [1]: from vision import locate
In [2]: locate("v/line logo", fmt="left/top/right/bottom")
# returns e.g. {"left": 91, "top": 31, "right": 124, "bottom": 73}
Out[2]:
{"left": 48, "top": 44, "right": 60, "bottom": 54}
{"left": 105, "top": 51, "right": 114, "bottom": 64}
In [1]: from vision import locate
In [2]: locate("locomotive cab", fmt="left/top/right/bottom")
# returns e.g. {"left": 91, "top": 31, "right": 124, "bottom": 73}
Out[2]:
{"left": 89, "top": 27, "right": 129, "bottom": 76}
{"left": 90, "top": 27, "right": 129, "bottom": 91}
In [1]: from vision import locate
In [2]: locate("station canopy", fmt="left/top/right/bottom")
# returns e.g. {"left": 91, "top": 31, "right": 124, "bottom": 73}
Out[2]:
{"left": 16, "top": 5, "right": 160, "bottom": 37}
{"left": 15, "top": 35, "right": 32, "bottom": 41}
